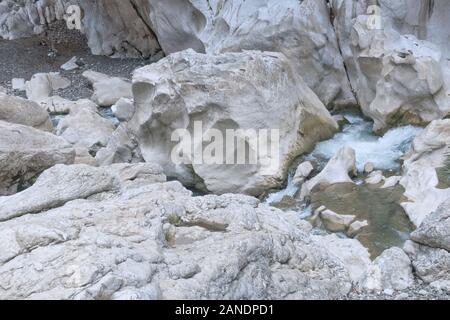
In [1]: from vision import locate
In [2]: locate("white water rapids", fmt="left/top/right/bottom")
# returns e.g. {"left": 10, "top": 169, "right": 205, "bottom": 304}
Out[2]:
{"left": 266, "top": 113, "right": 423, "bottom": 205}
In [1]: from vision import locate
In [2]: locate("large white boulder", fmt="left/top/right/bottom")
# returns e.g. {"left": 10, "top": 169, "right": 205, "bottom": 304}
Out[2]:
{"left": 147, "top": 0, "right": 356, "bottom": 108}
{"left": 0, "top": 163, "right": 355, "bottom": 300}
{"left": 83, "top": 70, "right": 133, "bottom": 107}
{"left": 411, "top": 199, "right": 450, "bottom": 252}
{"left": 124, "top": 49, "right": 338, "bottom": 196}
{"left": 0, "top": 120, "right": 75, "bottom": 196}
{"left": 331, "top": 0, "right": 450, "bottom": 131}
{"left": 56, "top": 109, "right": 116, "bottom": 155}
{"left": 400, "top": 120, "right": 450, "bottom": 226}
{"left": 25, "top": 72, "right": 71, "bottom": 103}
{"left": 0, "top": 93, "right": 53, "bottom": 131}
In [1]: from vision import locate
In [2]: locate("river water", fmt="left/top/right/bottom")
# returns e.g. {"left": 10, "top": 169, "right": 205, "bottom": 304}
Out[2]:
{"left": 266, "top": 113, "right": 423, "bottom": 258}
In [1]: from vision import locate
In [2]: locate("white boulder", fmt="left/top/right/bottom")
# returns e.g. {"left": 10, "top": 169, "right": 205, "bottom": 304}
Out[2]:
{"left": 83, "top": 70, "right": 133, "bottom": 107}
{"left": 56, "top": 109, "right": 116, "bottom": 155}
{"left": 300, "top": 147, "right": 356, "bottom": 199}
{"left": 360, "top": 247, "right": 414, "bottom": 293}
{"left": 0, "top": 93, "right": 53, "bottom": 131}
{"left": 125, "top": 49, "right": 338, "bottom": 196}
{"left": 0, "top": 120, "right": 75, "bottom": 196}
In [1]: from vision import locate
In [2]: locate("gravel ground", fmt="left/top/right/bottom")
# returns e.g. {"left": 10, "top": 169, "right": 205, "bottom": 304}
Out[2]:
{"left": 348, "top": 282, "right": 450, "bottom": 300}
{"left": 0, "top": 21, "right": 154, "bottom": 101}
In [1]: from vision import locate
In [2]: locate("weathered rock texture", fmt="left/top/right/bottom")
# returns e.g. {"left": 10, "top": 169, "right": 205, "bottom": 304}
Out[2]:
{"left": 331, "top": 0, "right": 450, "bottom": 132}
{"left": 0, "top": 163, "right": 360, "bottom": 300}
{"left": 0, "top": 93, "right": 53, "bottom": 131}
{"left": 112, "top": 49, "right": 338, "bottom": 196}
{"left": 0, "top": 0, "right": 163, "bottom": 59}
{"left": 147, "top": 0, "right": 357, "bottom": 109}
{"left": 0, "top": 120, "right": 75, "bottom": 196}
{"left": 400, "top": 119, "right": 450, "bottom": 226}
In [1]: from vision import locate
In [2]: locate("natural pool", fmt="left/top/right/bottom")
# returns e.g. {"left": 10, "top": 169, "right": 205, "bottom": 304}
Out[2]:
{"left": 266, "top": 113, "right": 423, "bottom": 258}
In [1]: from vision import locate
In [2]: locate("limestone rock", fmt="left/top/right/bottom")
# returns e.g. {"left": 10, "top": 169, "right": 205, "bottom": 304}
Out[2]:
{"left": 347, "top": 220, "right": 369, "bottom": 238}
{"left": 364, "top": 162, "right": 375, "bottom": 174}
{"left": 56, "top": 109, "right": 115, "bottom": 155}
{"left": 0, "top": 93, "right": 53, "bottom": 131}
{"left": 0, "top": 120, "right": 75, "bottom": 196}
{"left": 0, "top": 163, "right": 354, "bottom": 300}
{"left": 147, "top": 0, "right": 356, "bottom": 109}
{"left": 0, "top": 164, "right": 116, "bottom": 222}
{"left": 411, "top": 199, "right": 450, "bottom": 251}
{"left": 111, "top": 98, "right": 135, "bottom": 122}
{"left": 400, "top": 165, "right": 450, "bottom": 227}
{"left": 360, "top": 247, "right": 414, "bottom": 293}
{"left": 312, "top": 234, "right": 371, "bottom": 284}
{"left": 365, "top": 171, "right": 385, "bottom": 185}
{"left": 300, "top": 147, "right": 356, "bottom": 199}
{"left": 39, "top": 97, "right": 98, "bottom": 115}
{"left": 320, "top": 209, "right": 356, "bottom": 233}
{"left": 127, "top": 49, "right": 338, "bottom": 196}
{"left": 83, "top": 71, "right": 132, "bottom": 107}
{"left": 25, "top": 72, "right": 71, "bottom": 103}
{"left": 61, "top": 56, "right": 79, "bottom": 71}
{"left": 331, "top": 0, "right": 450, "bottom": 132}
{"left": 404, "top": 240, "right": 450, "bottom": 291}
{"left": 95, "top": 123, "right": 142, "bottom": 166}
{"left": 0, "top": 0, "right": 163, "bottom": 59}
{"left": 11, "top": 78, "right": 25, "bottom": 91}
{"left": 400, "top": 119, "right": 450, "bottom": 226}
{"left": 293, "top": 161, "right": 314, "bottom": 186}
{"left": 381, "top": 176, "right": 401, "bottom": 189}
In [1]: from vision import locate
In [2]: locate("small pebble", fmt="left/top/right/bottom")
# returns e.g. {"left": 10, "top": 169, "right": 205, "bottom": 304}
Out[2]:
{"left": 395, "top": 293, "right": 409, "bottom": 300}
{"left": 418, "top": 289, "right": 428, "bottom": 296}
{"left": 383, "top": 289, "right": 394, "bottom": 296}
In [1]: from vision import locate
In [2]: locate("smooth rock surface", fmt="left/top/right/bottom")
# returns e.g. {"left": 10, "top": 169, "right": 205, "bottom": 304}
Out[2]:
{"left": 126, "top": 49, "right": 338, "bottom": 196}
{"left": 0, "top": 93, "right": 53, "bottom": 131}
{"left": 83, "top": 71, "right": 133, "bottom": 107}
{"left": 147, "top": 0, "right": 356, "bottom": 108}
{"left": 0, "top": 120, "right": 75, "bottom": 196}
{"left": 56, "top": 109, "right": 115, "bottom": 155}
{"left": 300, "top": 147, "right": 356, "bottom": 199}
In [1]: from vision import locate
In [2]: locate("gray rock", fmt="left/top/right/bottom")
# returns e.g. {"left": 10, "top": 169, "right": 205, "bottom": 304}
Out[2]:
{"left": 320, "top": 209, "right": 356, "bottom": 233}
{"left": 56, "top": 109, "right": 115, "bottom": 155}
{"left": 360, "top": 247, "right": 414, "bottom": 293}
{"left": 126, "top": 49, "right": 338, "bottom": 196}
{"left": 83, "top": 71, "right": 133, "bottom": 107}
{"left": 404, "top": 240, "right": 450, "bottom": 291}
{"left": 0, "top": 93, "right": 53, "bottom": 131}
{"left": 412, "top": 199, "right": 450, "bottom": 251}
{"left": 0, "top": 163, "right": 354, "bottom": 300}
{"left": 111, "top": 98, "right": 135, "bottom": 122}
{"left": 0, "top": 120, "right": 75, "bottom": 196}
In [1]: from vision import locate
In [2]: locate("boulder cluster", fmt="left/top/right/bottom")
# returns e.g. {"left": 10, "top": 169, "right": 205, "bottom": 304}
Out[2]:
{"left": 0, "top": 0, "right": 449, "bottom": 299}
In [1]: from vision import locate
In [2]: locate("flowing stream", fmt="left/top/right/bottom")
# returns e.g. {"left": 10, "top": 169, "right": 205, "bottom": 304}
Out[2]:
{"left": 266, "top": 113, "right": 423, "bottom": 258}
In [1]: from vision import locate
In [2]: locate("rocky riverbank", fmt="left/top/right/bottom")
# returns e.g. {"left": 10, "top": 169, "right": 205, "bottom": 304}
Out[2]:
{"left": 0, "top": 0, "right": 449, "bottom": 300}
